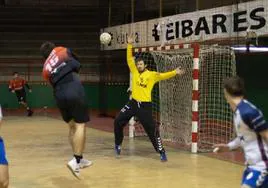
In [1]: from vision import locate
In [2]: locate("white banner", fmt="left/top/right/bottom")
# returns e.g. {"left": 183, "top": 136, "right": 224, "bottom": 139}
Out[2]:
{"left": 101, "top": 0, "right": 268, "bottom": 50}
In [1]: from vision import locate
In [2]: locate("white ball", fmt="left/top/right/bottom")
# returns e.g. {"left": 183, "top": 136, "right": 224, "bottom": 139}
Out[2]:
{"left": 100, "top": 32, "right": 111, "bottom": 45}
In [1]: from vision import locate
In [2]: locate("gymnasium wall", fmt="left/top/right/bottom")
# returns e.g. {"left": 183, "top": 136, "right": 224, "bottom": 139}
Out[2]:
{"left": 101, "top": 0, "right": 255, "bottom": 27}
{"left": 1, "top": 53, "right": 267, "bottom": 118}
{"left": 0, "top": 84, "right": 129, "bottom": 110}
{"left": 236, "top": 52, "right": 268, "bottom": 118}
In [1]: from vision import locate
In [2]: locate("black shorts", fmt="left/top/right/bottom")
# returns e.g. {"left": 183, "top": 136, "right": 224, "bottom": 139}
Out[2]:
{"left": 54, "top": 81, "right": 89, "bottom": 123}
{"left": 15, "top": 89, "right": 26, "bottom": 103}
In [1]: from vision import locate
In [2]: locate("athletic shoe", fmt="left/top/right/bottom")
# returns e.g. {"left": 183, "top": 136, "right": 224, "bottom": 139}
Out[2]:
{"left": 79, "top": 159, "right": 93, "bottom": 169}
{"left": 67, "top": 157, "right": 80, "bottom": 178}
{"left": 27, "top": 110, "right": 33, "bottom": 117}
{"left": 115, "top": 145, "right": 121, "bottom": 156}
{"left": 160, "top": 151, "right": 167, "bottom": 162}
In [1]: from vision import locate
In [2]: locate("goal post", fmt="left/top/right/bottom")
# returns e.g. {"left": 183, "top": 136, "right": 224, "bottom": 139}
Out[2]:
{"left": 132, "top": 43, "right": 236, "bottom": 153}
{"left": 191, "top": 43, "right": 200, "bottom": 153}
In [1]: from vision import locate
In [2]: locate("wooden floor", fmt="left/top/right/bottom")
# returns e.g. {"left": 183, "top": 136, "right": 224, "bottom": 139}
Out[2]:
{"left": 1, "top": 116, "right": 243, "bottom": 188}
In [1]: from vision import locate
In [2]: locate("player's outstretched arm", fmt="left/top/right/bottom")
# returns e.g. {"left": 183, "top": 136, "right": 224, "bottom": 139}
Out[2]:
{"left": 126, "top": 36, "right": 137, "bottom": 73}
{"left": 213, "top": 137, "right": 241, "bottom": 153}
{"left": 154, "top": 67, "right": 185, "bottom": 82}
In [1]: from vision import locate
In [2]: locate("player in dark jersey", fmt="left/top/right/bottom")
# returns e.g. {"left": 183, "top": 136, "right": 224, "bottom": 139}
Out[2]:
{"left": 9, "top": 72, "right": 33, "bottom": 116}
{"left": 0, "top": 105, "right": 9, "bottom": 188}
{"left": 40, "top": 42, "right": 92, "bottom": 178}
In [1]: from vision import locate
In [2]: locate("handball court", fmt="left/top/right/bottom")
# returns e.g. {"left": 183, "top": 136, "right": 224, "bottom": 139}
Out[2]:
{"left": 1, "top": 109, "right": 244, "bottom": 188}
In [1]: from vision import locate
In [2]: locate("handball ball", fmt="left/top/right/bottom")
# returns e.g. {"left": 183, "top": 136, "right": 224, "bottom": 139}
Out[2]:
{"left": 100, "top": 32, "right": 111, "bottom": 44}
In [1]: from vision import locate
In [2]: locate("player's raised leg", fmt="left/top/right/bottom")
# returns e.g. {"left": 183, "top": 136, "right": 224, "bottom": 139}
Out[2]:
{"left": 59, "top": 91, "right": 91, "bottom": 177}
{"left": 114, "top": 101, "right": 135, "bottom": 156}
{"left": 68, "top": 120, "right": 76, "bottom": 151}
{"left": 70, "top": 121, "right": 92, "bottom": 169}
{"left": 69, "top": 120, "right": 87, "bottom": 156}
{"left": 72, "top": 123, "right": 85, "bottom": 157}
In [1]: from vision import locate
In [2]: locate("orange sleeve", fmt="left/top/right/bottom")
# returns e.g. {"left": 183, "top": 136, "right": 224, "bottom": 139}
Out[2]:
{"left": 42, "top": 67, "right": 50, "bottom": 81}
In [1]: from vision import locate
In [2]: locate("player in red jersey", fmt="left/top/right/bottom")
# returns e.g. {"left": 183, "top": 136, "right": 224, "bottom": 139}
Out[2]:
{"left": 40, "top": 42, "right": 92, "bottom": 178}
{"left": 9, "top": 72, "right": 33, "bottom": 116}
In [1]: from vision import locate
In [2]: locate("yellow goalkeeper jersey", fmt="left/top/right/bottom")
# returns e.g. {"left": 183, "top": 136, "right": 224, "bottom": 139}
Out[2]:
{"left": 127, "top": 44, "right": 177, "bottom": 102}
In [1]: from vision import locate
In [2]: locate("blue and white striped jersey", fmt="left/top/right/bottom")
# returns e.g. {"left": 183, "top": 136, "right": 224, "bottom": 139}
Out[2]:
{"left": 232, "top": 99, "right": 268, "bottom": 171}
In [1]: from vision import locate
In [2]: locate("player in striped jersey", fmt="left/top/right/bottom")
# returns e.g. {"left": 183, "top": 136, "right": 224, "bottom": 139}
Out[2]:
{"left": 214, "top": 76, "right": 268, "bottom": 188}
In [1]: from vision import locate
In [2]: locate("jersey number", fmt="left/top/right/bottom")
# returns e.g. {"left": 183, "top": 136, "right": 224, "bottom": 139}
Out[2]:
{"left": 45, "top": 55, "right": 59, "bottom": 73}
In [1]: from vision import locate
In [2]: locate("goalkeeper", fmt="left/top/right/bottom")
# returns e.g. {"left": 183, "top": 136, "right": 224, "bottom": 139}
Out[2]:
{"left": 114, "top": 36, "right": 184, "bottom": 162}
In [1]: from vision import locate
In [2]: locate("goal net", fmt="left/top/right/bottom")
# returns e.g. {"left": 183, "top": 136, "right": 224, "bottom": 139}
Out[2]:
{"left": 132, "top": 44, "right": 236, "bottom": 152}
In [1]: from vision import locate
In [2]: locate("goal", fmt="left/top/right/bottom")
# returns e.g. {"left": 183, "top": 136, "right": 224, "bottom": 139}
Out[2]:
{"left": 131, "top": 44, "right": 236, "bottom": 153}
